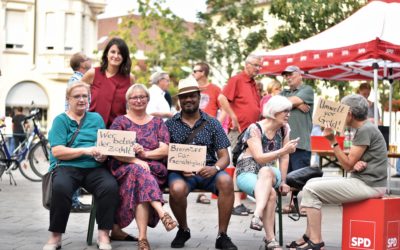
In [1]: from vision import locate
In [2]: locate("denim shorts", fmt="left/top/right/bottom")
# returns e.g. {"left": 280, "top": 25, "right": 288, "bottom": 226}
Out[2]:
{"left": 237, "top": 167, "right": 281, "bottom": 197}
{"left": 168, "top": 170, "right": 229, "bottom": 195}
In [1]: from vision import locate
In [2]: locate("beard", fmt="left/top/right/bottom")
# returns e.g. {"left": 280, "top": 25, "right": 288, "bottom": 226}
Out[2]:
{"left": 181, "top": 103, "right": 199, "bottom": 114}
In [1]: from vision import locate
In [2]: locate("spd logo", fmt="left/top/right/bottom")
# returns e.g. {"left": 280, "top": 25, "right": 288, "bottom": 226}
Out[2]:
{"left": 349, "top": 220, "right": 375, "bottom": 249}
{"left": 387, "top": 221, "right": 400, "bottom": 249}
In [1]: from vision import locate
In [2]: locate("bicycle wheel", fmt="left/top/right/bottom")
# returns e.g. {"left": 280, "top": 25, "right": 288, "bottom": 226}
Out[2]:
{"left": 0, "top": 149, "right": 6, "bottom": 178}
{"left": 29, "top": 140, "right": 50, "bottom": 178}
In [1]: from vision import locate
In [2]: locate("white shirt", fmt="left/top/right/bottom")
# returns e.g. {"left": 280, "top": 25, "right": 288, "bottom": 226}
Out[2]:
{"left": 146, "top": 84, "right": 171, "bottom": 119}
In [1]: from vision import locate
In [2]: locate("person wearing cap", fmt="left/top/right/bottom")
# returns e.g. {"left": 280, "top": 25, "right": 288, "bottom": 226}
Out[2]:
{"left": 165, "top": 77, "right": 238, "bottom": 250}
{"left": 280, "top": 65, "right": 314, "bottom": 214}
{"left": 218, "top": 54, "right": 262, "bottom": 216}
{"left": 146, "top": 71, "right": 174, "bottom": 120}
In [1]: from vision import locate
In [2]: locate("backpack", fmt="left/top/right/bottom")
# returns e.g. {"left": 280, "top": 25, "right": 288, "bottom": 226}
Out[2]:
{"left": 231, "top": 123, "right": 285, "bottom": 166}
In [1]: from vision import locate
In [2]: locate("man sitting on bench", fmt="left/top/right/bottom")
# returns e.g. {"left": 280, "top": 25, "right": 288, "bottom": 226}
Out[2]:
{"left": 165, "top": 77, "right": 237, "bottom": 250}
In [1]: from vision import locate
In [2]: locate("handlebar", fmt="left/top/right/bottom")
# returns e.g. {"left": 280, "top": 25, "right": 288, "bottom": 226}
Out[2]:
{"left": 23, "top": 109, "right": 40, "bottom": 122}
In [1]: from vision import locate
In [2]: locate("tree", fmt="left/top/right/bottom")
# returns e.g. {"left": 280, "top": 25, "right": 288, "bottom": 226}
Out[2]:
{"left": 269, "top": 0, "right": 368, "bottom": 100}
{"left": 111, "top": 0, "right": 205, "bottom": 94}
{"left": 197, "top": 0, "right": 268, "bottom": 79}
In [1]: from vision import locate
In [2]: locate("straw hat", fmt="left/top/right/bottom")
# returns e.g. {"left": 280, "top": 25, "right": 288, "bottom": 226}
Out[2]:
{"left": 177, "top": 76, "right": 200, "bottom": 96}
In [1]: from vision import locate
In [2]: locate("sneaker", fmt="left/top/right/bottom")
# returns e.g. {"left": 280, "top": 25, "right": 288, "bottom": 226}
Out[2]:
{"left": 171, "top": 227, "right": 191, "bottom": 248}
{"left": 215, "top": 232, "right": 238, "bottom": 250}
{"left": 231, "top": 204, "right": 249, "bottom": 216}
{"left": 70, "top": 202, "right": 91, "bottom": 213}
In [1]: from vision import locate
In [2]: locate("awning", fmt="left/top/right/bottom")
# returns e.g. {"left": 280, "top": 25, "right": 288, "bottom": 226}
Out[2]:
{"left": 6, "top": 81, "right": 49, "bottom": 108}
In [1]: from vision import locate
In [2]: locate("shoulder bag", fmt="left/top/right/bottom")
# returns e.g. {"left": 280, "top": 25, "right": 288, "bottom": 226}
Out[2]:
{"left": 42, "top": 113, "right": 86, "bottom": 210}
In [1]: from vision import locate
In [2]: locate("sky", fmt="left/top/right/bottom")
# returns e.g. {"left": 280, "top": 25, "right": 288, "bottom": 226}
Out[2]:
{"left": 99, "top": 0, "right": 207, "bottom": 22}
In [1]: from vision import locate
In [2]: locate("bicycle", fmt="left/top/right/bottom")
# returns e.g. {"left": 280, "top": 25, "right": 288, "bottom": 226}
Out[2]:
{"left": 0, "top": 109, "right": 50, "bottom": 184}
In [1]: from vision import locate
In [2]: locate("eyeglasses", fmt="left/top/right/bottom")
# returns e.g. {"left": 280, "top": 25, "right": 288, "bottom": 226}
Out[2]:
{"left": 248, "top": 62, "right": 262, "bottom": 69}
{"left": 71, "top": 94, "right": 89, "bottom": 100}
{"left": 129, "top": 95, "right": 148, "bottom": 101}
{"left": 193, "top": 69, "right": 204, "bottom": 73}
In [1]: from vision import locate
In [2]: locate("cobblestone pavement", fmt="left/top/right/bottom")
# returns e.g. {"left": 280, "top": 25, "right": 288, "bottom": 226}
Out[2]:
{"left": 0, "top": 171, "right": 343, "bottom": 250}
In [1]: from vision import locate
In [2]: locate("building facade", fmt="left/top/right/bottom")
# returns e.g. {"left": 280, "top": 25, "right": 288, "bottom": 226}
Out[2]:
{"left": 0, "top": 0, "right": 105, "bottom": 131}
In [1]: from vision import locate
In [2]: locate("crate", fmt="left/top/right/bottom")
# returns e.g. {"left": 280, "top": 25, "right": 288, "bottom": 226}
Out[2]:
{"left": 311, "top": 136, "right": 344, "bottom": 151}
{"left": 342, "top": 197, "right": 400, "bottom": 250}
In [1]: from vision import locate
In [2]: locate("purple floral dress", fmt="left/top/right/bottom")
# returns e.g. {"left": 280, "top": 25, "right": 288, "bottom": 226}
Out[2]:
{"left": 108, "top": 115, "right": 169, "bottom": 228}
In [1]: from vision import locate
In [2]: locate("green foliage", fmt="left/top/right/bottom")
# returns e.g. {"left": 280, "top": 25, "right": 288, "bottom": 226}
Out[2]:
{"left": 111, "top": 0, "right": 206, "bottom": 90}
{"left": 197, "top": 0, "right": 268, "bottom": 78}
{"left": 269, "top": 0, "right": 368, "bottom": 100}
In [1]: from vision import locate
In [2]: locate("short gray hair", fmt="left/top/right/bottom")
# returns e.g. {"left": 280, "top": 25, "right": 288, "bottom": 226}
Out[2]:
{"left": 341, "top": 94, "right": 368, "bottom": 121}
{"left": 150, "top": 72, "right": 168, "bottom": 85}
{"left": 245, "top": 54, "right": 261, "bottom": 64}
{"left": 263, "top": 95, "right": 292, "bottom": 118}
{"left": 125, "top": 84, "right": 150, "bottom": 102}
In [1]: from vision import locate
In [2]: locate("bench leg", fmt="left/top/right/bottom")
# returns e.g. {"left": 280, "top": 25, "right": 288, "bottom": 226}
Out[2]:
{"left": 277, "top": 192, "right": 283, "bottom": 246}
{"left": 86, "top": 199, "right": 96, "bottom": 246}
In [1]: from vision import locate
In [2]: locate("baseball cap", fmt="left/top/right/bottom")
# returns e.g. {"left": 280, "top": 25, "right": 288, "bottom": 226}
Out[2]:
{"left": 282, "top": 65, "right": 304, "bottom": 75}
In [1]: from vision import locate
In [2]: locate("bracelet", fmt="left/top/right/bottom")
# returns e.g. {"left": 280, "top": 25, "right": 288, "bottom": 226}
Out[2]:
{"left": 331, "top": 142, "right": 339, "bottom": 149}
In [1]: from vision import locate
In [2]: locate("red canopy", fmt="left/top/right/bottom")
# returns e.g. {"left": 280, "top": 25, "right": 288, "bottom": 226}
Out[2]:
{"left": 259, "top": 0, "right": 400, "bottom": 81}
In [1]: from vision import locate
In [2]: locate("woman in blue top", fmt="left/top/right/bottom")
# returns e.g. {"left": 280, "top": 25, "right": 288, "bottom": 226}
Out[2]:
{"left": 43, "top": 82, "right": 118, "bottom": 250}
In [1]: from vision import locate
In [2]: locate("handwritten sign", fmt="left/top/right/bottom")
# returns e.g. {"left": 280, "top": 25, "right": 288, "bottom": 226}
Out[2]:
{"left": 313, "top": 98, "right": 350, "bottom": 134}
{"left": 167, "top": 143, "right": 206, "bottom": 172}
{"left": 97, "top": 129, "right": 136, "bottom": 157}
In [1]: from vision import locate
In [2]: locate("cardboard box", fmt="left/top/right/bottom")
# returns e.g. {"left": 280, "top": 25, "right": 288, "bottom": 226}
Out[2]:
{"left": 342, "top": 197, "right": 400, "bottom": 250}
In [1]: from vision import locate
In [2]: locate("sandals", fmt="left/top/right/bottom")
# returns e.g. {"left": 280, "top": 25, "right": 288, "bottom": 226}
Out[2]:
{"left": 161, "top": 212, "right": 177, "bottom": 231}
{"left": 138, "top": 238, "right": 151, "bottom": 250}
{"left": 250, "top": 215, "right": 263, "bottom": 231}
{"left": 264, "top": 238, "right": 282, "bottom": 250}
{"left": 296, "top": 239, "right": 325, "bottom": 250}
{"left": 286, "top": 234, "right": 310, "bottom": 248}
{"left": 196, "top": 193, "right": 211, "bottom": 204}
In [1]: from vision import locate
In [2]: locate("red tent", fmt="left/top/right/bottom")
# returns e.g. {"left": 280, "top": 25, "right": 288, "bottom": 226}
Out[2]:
{"left": 259, "top": 0, "right": 400, "bottom": 125}
{"left": 259, "top": 0, "right": 400, "bottom": 81}
{"left": 259, "top": 0, "right": 400, "bottom": 192}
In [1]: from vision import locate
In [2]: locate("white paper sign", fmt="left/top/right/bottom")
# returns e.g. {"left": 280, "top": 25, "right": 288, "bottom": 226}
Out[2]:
{"left": 97, "top": 129, "right": 136, "bottom": 157}
{"left": 167, "top": 143, "right": 206, "bottom": 172}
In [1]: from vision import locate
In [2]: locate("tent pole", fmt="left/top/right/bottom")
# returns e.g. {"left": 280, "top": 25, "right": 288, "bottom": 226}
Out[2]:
{"left": 373, "top": 63, "right": 379, "bottom": 125}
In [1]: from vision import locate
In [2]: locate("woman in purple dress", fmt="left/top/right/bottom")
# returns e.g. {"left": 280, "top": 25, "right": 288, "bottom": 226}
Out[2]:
{"left": 108, "top": 84, "right": 177, "bottom": 250}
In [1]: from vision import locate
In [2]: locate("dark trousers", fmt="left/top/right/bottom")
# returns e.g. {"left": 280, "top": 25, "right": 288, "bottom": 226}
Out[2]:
{"left": 288, "top": 149, "right": 311, "bottom": 173}
{"left": 49, "top": 166, "right": 119, "bottom": 233}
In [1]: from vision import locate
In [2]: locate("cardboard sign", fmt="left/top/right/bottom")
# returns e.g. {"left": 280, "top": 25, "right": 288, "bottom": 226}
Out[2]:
{"left": 167, "top": 143, "right": 206, "bottom": 172}
{"left": 313, "top": 98, "right": 350, "bottom": 134}
{"left": 97, "top": 129, "right": 136, "bottom": 157}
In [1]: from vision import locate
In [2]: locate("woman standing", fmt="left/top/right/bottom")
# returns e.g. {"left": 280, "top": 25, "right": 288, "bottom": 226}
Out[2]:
{"left": 108, "top": 84, "right": 176, "bottom": 250}
{"left": 43, "top": 82, "right": 118, "bottom": 250}
{"left": 82, "top": 37, "right": 135, "bottom": 128}
{"left": 236, "top": 95, "right": 298, "bottom": 250}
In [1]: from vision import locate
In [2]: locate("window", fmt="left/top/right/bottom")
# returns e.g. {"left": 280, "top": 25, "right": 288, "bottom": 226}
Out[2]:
{"left": 45, "top": 12, "right": 57, "bottom": 50}
{"left": 5, "top": 10, "right": 27, "bottom": 49}
{"left": 64, "top": 13, "right": 74, "bottom": 50}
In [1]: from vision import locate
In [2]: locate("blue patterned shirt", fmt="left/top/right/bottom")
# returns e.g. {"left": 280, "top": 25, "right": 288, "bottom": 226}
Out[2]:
{"left": 166, "top": 110, "right": 230, "bottom": 166}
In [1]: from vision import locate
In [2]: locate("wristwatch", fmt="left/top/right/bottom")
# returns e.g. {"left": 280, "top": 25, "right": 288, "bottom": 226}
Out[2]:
{"left": 214, "top": 165, "right": 221, "bottom": 171}
{"left": 331, "top": 142, "right": 339, "bottom": 149}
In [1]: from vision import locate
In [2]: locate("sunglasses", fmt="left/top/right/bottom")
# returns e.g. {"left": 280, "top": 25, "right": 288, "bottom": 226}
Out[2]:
{"left": 193, "top": 69, "right": 204, "bottom": 73}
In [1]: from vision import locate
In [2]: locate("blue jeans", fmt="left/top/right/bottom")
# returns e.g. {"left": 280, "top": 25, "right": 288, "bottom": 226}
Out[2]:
{"left": 397, "top": 159, "right": 400, "bottom": 175}
{"left": 288, "top": 149, "right": 311, "bottom": 173}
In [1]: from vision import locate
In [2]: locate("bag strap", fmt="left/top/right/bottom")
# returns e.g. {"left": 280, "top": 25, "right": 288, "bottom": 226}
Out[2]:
{"left": 55, "top": 112, "right": 87, "bottom": 168}
{"left": 184, "top": 119, "right": 208, "bottom": 144}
